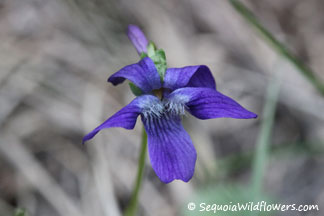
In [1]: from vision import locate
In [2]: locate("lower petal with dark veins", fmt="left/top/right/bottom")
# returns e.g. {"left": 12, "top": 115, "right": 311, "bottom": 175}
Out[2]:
{"left": 142, "top": 113, "right": 197, "bottom": 183}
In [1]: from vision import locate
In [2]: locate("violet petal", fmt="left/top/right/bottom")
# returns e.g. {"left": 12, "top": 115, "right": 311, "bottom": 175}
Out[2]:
{"left": 163, "top": 65, "right": 216, "bottom": 90}
{"left": 142, "top": 113, "right": 197, "bottom": 183}
{"left": 167, "top": 87, "right": 257, "bottom": 119}
{"left": 108, "top": 57, "right": 161, "bottom": 93}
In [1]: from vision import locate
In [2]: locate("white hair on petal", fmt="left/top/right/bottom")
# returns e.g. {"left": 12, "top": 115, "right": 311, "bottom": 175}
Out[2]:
{"left": 164, "top": 100, "right": 185, "bottom": 115}
{"left": 141, "top": 99, "right": 164, "bottom": 119}
{"left": 140, "top": 94, "right": 189, "bottom": 119}
{"left": 163, "top": 94, "right": 189, "bottom": 116}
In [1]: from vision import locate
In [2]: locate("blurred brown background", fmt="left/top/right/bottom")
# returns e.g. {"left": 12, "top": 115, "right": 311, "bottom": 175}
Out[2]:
{"left": 1, "top": 0, "right": 324, "bottom": 215}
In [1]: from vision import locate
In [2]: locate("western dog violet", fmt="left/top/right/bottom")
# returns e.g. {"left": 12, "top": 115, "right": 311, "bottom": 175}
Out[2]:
{"left": 83, "top": 25, "right": 257, "bottom": 183}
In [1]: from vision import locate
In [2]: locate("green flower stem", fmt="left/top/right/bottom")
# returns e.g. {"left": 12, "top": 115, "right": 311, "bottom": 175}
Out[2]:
{"left": 124, "top": 127, "right": 147, "bottom": 216}
{"left": 229, "top": 0, "right": 324, "bottom": 95}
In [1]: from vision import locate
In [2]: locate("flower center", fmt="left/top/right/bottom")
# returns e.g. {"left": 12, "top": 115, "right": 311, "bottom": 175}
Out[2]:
{"left": 152, "top": 88, "right": 163, "bottom": 100}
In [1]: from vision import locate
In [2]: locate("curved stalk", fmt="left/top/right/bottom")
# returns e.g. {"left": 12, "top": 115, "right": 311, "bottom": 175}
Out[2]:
{"left": 124, "top": 127, "right": 147, "bottom": 216}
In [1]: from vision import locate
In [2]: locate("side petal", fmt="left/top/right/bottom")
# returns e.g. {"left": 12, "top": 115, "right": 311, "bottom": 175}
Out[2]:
{"left": 127, "top": 24, "right": 149, "bottom": 54}
{"left": 108, "top": 57, "right": 161, "bottom": 93}
{"left": 167, "top": 87, "right": 257, "bottom": 119}
{"left": 163, "top": 65, "right": 216, "bottom": 90}
{"left": 83, "top": 95, "right": 159, "bottom": 143}
{"left": 142, "top": 114, "right": 197, "bottom": 183}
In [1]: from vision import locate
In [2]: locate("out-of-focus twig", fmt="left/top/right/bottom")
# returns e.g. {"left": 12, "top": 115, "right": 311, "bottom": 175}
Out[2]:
{"left": 0, "top": 135, "right": 84, "bottom": 216}
{"left": 0, "top": 64, "right": 41, "bottom": 127}
{"left": 62, "top": 0, "right": 115, "bottom": 53}
{"left": 229, "top": 0, "right": 324, "bottom": 95}
{"left": 0, "top": 58, "right": 28, "bottom": 88}
{"left": 81, "top": 82, "right": 122, "bottom": 216}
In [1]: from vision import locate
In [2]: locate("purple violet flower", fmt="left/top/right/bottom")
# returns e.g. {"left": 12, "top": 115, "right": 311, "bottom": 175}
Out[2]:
{"left": 83, "top": 25, "right": 257, "bottom": 183}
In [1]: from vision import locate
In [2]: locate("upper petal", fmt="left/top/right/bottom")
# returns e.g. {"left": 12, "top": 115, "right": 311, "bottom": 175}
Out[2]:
{"left": 163, "top": 65, "right": 216, "bottom": 90}
{"left": 83, "top": 95, "right": 159, "bottom": 143}
{"left": 108, "top": 57, "right": 162, "bottom": 93}
{"left": 127, "top": 25, "right": 149, "bottom": 54}
{"left": 167, "top": 87, "right": 257, "bottom": 120}
{"left": 142, "top": 113, "right": 197, "bottom": 183}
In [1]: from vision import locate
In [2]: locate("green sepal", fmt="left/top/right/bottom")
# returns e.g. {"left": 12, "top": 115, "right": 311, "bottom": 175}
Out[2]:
{"left": 147, "top": 42, "right": 156, "bottom": 57}
{"left": 146, "top": 41, "right": 167, "bottom": 82}
{"left": 14, "top": 208, "right": 27, "bottom": 216}
{"left": 140, "top": 52, "right": 148, "bottom": 59}
{"left": 150, "top": 49, "right": 167, "bottom": 82}
{"left": 129, "top": 82, "right": 143, "bottom": 96}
